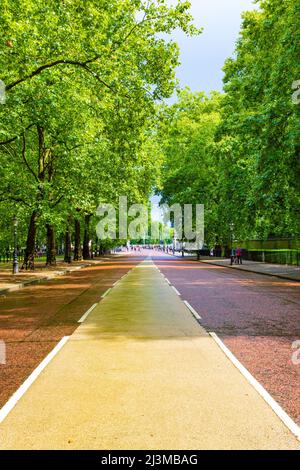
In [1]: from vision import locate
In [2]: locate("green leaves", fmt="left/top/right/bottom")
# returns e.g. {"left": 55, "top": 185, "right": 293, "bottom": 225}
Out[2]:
{"left": 157, "top": 0, "right": 300, "bottom": 246}
{"left": 218, "top": 0, "right": 300, "bottom": 240}
{"left": 158, "top": 90, "right": 222, "bottom": 244}
{"left": 0, "top": 0, "right": 199, "bottom": 249}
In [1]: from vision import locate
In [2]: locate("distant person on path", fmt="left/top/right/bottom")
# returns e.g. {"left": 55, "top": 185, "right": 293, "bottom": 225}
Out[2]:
{"left": 236, "top": 246, "right": 242, "bottom": 264}
{"left": 230, "top": 248, "right": 236, "bottom": 265}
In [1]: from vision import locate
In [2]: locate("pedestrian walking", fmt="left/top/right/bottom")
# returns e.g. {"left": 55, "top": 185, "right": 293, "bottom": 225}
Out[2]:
{"left": 230, "top": 247, "right": 236, "bottom": 265}
{"left": 236, "top": 246, "right": 242, "bottom": 264}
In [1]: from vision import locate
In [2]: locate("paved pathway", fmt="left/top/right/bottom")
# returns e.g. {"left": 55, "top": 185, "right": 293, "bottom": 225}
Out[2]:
{"left": 202, "top": 258, "right": 300, "bottom": 282}
{"left": 174, "top": 254, "right": 300, "bottom": 282}
{"left": 0, "top": 259, "right": 299, "bottom": 449}
{"left": 0, "top": 259, "right": 106, "bottom": 294}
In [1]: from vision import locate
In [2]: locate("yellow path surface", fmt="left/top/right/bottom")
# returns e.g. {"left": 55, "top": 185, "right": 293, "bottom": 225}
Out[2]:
{"left": 0, "top": 260, "right": 299, "bottom": 449}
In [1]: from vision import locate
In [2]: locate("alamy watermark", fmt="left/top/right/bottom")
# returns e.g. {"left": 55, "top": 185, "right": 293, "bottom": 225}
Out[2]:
{"left": 96, "top": 197, "right": 204, "bottom": 250}
{"left": 0, "top": 340, "right": 6, "bottom": 365}
{"left": 292, "top": 340, "right": 300, "bottom": 366}
{"left": 292, "top": 80, "right": 300, "bottom": 105}
{"left": 0, "top": 79, "right": 6, "bottom": 104}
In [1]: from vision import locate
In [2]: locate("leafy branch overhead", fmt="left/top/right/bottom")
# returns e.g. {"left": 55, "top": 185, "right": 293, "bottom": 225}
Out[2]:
{"left": 0, "top": 0, "right": 199, "bottom": 262}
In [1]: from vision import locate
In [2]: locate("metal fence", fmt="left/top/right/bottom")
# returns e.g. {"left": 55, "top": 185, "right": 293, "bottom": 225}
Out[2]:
{"left": 243, "top": 250, "right": 300, "bottom": 266}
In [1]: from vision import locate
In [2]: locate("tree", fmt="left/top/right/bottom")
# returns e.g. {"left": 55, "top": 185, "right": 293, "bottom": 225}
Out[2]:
{"left": 0, "top": 0, "right": 200, "bottom": 265}
{"left": 218, "top": 0, "right": 300, "bottom": 240}
{"left": 158, "top": 89, "right": 222, "bottom": 245}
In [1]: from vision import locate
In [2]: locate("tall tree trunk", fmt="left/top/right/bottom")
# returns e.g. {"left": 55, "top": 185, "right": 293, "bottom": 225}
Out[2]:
{"left": 23, "top": 211, "right": 37, "bottom": 269}
{"left": 73, "top": 219, "right": 81, "bottom": 261}
{"left": 46, "top": 224, "right": 56, "bottom": 265}
{"left": 64, "top": 229, "right": 71, "bottom": 263}
{"left": 82, "top": 214, "right": 91, "bottom": 260}
{"left": 99, "top": 242, "right": 106, "bottom": 256}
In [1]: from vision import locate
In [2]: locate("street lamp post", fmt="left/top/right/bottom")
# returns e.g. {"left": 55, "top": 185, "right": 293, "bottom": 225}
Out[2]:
{"left": 12, "top": 215, "right": 19, "bottom": 274}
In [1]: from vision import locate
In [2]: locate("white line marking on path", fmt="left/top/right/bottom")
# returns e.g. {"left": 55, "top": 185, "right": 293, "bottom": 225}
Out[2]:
{"left": 183, "top": 300, "right": 202, "bottom": 320}
{"left": 165, "top": 278, "right": 171, "bottom": 285}
{"left": 78, "top": 303, "right": 98, "bottom": 323}
{"left": 0, "top": 336, "right": 70, "bottom": 424}
{"left": 113, "top": 271, "right": 131, "bottom": 285}
{"left": 101, "top": 288, "right": 111, "bottom": 298}
{"left": 209, "top": 332, "right": 300, "bottom": 442}
{"left": 172, "top": 285, "right": 181, "bottom": 296}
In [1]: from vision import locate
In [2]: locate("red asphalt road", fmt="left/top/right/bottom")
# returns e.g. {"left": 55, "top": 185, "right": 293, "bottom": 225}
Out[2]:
{"left": 0, "top": 255, "right": 141, "bottom": 408}
{"left": 153, "top": 253, "right": 300, "bottom": 426}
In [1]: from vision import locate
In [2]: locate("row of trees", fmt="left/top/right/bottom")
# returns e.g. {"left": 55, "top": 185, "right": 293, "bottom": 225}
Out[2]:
{"left": 0, "top": 0, "right": 198, "bottom": 265}
{"left": 159, "top": 0, "right": 300, "bottom": 247}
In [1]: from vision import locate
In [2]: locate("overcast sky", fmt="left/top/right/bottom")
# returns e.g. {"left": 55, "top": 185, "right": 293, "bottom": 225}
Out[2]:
{"left": 166, "top": 0, "right": 259, "bottom": 94}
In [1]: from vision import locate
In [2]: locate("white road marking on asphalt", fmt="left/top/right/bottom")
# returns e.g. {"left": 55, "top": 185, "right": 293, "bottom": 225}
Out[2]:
{"left": 101, "top": 288, "right": 111, "bottom": 298}
{"left": 172, "top": 285, "right": 181, "bottom": 296}
{"left": 78, "top": 303, "right": 98, "bottom": 323}
{"left": 209, "top": 332, "right": 300, "bottom": 442}
{"left": 183, "top": 300, "right": 202, "bottom": 320}
{"left": 165, "top": 278, "right": 171, "bottom": 285}
{"left": 114, "top": 271, "right": 130, "bottom": 284}
{"left": 0, "top": 336, "right": 70, "bottom": 424}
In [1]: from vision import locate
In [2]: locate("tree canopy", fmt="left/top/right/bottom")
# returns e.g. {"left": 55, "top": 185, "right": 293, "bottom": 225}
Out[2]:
{"left": 159, "top": 0, "right": 300, "bottom": 247}
{"left": 0, "top": 0, "right": 199, "bottom": 263}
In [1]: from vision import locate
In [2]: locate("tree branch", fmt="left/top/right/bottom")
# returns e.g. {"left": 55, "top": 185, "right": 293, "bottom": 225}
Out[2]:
{"left": 5, "top": 58, "right": 115, "bottom": 93}
{"left": 4, "top": 10, "right": 173, "bottom": 97}
{"left": 0, "top": 123, "right": 35, "bottom": 146}
{"left": 0, "top": 195, "right": 32, "bottom": 207}
{"left": 21, "top": 133, "right": 39, "bottom": 182}
{"left": 51, "top": 194, "right": 64, "bottom": 208}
